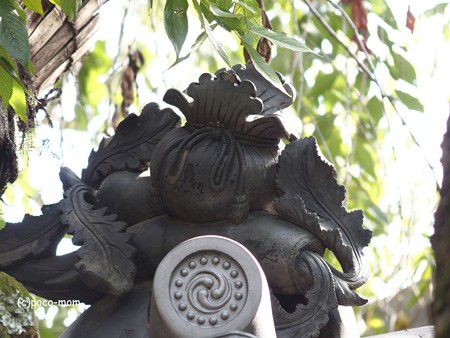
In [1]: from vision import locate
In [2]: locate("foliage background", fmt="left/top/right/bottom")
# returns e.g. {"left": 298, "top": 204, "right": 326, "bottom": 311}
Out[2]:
{"left": 0, "top": 0, "right": 449, "bottom": 336}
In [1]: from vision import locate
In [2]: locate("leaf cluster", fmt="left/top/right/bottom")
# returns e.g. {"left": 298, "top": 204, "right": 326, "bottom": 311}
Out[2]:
{"left": 160, "top": 0, "right": 314, "bottom": 91}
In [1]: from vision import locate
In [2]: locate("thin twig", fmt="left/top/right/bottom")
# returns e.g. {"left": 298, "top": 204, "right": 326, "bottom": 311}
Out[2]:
{"left": 303, "top": 0, "right": 441, "bottom": 190}
{"left": 327, "top": 0, "right": 376, "bottom": 73}
{"left": 290, "top": 2, "right": 335, "bottom": 163}
{"left": 105, "top": 0, "right": 130, "bottom": 129}
{"left": 302, "top": 0, "right": 376, "bottom": 82}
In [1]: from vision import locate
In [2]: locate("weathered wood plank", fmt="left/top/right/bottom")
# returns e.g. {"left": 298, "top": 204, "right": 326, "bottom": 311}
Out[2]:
{"left": 25, "top": 0, "right": 104, "bottom": 94}
{"left": 34, "top": 15, "right": 100, "bottom": 92}
{"left": 29, "top": 8, "right": 65, "bottom": 57}
{"left": 25, "top": 1, "right": 54, "bottom": 35}
{"left": 29, "top": 0, "right": 102, "bottom": 60}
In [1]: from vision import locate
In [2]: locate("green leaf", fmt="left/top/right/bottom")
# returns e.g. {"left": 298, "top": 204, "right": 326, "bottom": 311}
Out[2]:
{"left": 28, "top": 60, "right": 37, "bottom": 75}
{"left": 367, "top": 96, "right": 383, "bottom": 124}
{"left": 164, "top": 0, "right": 189, "bottom": 57}
{"left": 23, "top": 0, "right": 44, "bottom": 15}
{"left": 0, "top": 55, "right": 27, "bottom": 90}
{"left": 78, "top": 41, "right": 112, "bottom": 110}
{"left": 210, "top": 4, "right": 240, "bottom": 18}
{"left": 241, "top": 36, "right": 286, "bottom": 94}
{"left": 2, "top": 0, "right": 27, "bottom": 23}
{"left": 10, "top": 80, "right": 27, "bottom": 122}
{"left": 389, "top": 51, "right": 416, "bottom": 84}
{"left": 309, "top": 72, "right": 337, "bottom": 98}
{"left": 249, "top": 26, "right": 314, "bottom": 53}
{"left": 395, "top": 91, "right": 424, "bottom": 112}
{"left": 74, "top": 105, "right": 88, "bottom": 130}
{"left": 0, "top": 46, "right": 18, "bottom": 71}
{"left": 233, "top": 0, "right": 260, "bottom": 30}
{"left": 48, "top": 0, "right": 82, "bottom": 21}
{"left": 193, "top": 0, "right": 231, "bottom": 66}
{"left": 0, "top": 64, "right": 13, "bottom": 106}
{"left": 203, "top": 14, "right": 231, "bottom": 66}
{"left": 0, "top": 56, "right": 15, "bottom": 76}
{"left": 0, "top": 3, "right": 30, "bottom": 67}
{"left": 169, "top": 27, "right": 211, "bottom": 68}
{"left": 354, "top": 140, "right": 376, "bottom": 177}
{"left": 233, "top": 0, "right": 256, "bottom": 14}
{"left": 423, "top": 3, "right": 448, "bottom": 16}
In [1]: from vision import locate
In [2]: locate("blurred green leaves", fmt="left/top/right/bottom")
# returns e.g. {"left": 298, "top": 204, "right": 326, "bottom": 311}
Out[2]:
{"left": 75, "top": 41, "right": 112, "bottom": 129}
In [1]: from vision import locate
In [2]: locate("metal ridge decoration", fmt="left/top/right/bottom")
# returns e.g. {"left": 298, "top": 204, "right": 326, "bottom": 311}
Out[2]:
{"left": 0, "top": 64, "right": 372, "bottom": 338}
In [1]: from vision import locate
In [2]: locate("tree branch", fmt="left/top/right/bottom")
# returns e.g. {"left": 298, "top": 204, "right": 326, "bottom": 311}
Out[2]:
{"left": 432, "top": 113, "right": 450, "bottom": 338}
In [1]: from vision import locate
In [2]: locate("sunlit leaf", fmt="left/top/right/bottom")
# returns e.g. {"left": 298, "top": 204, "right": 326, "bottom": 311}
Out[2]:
{"left": 10, "top": 80, "right": 27, "bottom": 122}
{"left": 77, "top": 40, "right": 112, "bottom": 125}
{"left": 23, "top": 0, "right": 44, "bottom": 15}
{"left": 27, "top": 60, "right": 36, "bottom": 75}
{"left": 0, "top": 64, "right": 13, "bottom": 106}
{"left": 309, "top": 72, "right": 337, "bottom": 98}
{"left": 389, "top": 51, "right": 416, "bottom": 84}
{"left": 354, "top": 140, "right": 376, "bottom": 177}
{"left": 396, "top": 90, "right": 424, "bottom": 112}
{"left": 249, "top": 26, "right": 314, "bottom": 53}
{"left": 193, "top": 0, "right": 231, "bottom": 66}
{"left": 203, "top": 15, "right": 231, "bottom": 66}
{"left": 423, "top": 3, "right": 448, "bottom": 16}
{"left": 233, "top": 0, "right": 256, "bottom": 14}
{"left": 367, "top": 96, "right": 383, "bottom": 124}
{"left": 210, "top": 4, "right": 240, "bottom": 18}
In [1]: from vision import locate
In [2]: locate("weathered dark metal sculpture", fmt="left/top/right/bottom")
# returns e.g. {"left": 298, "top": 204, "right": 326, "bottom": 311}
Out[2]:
{"left": 0, "top": 64, "right": 372, "bottom": 337}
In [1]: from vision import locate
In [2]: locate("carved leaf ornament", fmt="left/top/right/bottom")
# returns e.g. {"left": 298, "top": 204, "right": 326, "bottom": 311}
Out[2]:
{"left": 59, "top": 169, "right": 136, "bottom": 295}
{"left": 0, "top": 204, "right": 65, "bottom": 268}
{"left": 275, "top": 136, "right": 372, "bottom": 306}
{"left": 82, "top": 102, "right": 180, "bottom": 188}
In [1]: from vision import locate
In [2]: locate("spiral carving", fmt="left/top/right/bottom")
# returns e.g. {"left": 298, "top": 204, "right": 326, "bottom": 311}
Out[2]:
{"left": 170, "top": 251, "right": 248, "bottom": 328}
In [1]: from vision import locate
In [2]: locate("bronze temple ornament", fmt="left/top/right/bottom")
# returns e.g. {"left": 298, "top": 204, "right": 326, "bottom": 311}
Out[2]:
{"left": 0, "top": 64, "right": 372, "bottom": 338}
